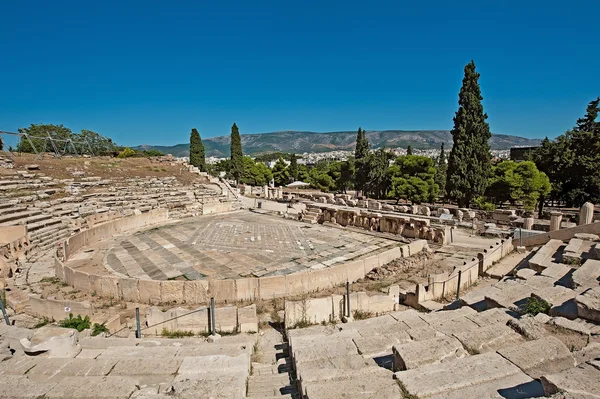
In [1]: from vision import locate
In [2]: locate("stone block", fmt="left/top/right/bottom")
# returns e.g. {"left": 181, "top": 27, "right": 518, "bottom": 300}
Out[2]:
{"left": 44, "top": 376, "right": 138, "bottom": 399}
{"left": 237, "top": 304, "right": 258, "bottom": 333}
{"left": 453, "top": 322, "right": 525, "bottom": 354}
{"left": 259, "top": 275, "right": 286, "bottom": 299}
{"left": 20, "top": 326, "right": 81, "bottom": 358}
{"left": 392, "top": 335, "right": 466, "bottom": 371}
{"left": 160, "top": 280, "right": 184, "bottom": 304}
{"left": 183, "top": 280, "right": 209, "bottom": 304}
{"left": 100, "top": 276, "right": 120, "bottom": 299}
{"left": 235, "top": 278, "right": 258, "bottom": 301}
{"left": 118, "top": 278, "right": 139, "bottom": 302}
{"left": 393, "top": 352, "right": 523, "bottom": 398}
{"left": 138, "top": 279, "right": 161, "bottom": 305}
{"left": 540, "top": 363, "right": 600, "bottom": 397}
{"left": 575, "top": 287, "right": 600, "bottom": 322}
{"left": 213, "top": 306, "right": 237, "bottom": 333}
{"left": 497, "top": 336, "right": 575, "bottom": 379}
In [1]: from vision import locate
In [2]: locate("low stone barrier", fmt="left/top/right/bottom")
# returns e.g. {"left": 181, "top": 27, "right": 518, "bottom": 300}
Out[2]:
{"left": 513, "top": 221, "right": 600, "bottom": 248}
{"left": 63, "top": 208, "right": 169, "bottom": 260}
{"left": 27, "top": 295, "right": 93, "bottom": 322}
{"left": 284, "top": 291, "right": 398, "bottom": 327}
{"left": 310, "top": 205, "right": 450, "bottom": 244}
{"left": 145, "top": 304, "right": 257, "bottom": 335}
{"left": 414, "top": 239, "right": 514, "bottom": 304}
{"left": 57, "top": 212, "right": 429, "bottom": 305}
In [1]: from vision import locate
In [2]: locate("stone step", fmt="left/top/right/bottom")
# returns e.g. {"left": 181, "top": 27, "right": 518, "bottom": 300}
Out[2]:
{"left": 0, "top": 209, "right": 43, "bottom": 224}
{"left": 393, "top": 352, "right": 526, "bottom": 398}
{"left": 0, "top": 205, "right": 27, "bottom": 215}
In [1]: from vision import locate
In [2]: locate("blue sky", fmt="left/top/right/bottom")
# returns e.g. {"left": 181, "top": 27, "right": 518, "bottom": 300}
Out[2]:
{"left": 1, "top": 1, "right": 598, "bottom": 146}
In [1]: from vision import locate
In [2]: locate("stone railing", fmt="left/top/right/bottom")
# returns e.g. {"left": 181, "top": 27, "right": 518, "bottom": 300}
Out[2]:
{"left": 284, "top": 291, "right": 398, "bottom": 327}
{"left": 310, "top": 204, "right": 450, "bottom": 244}
{"left": 513, "top": 221, "right": 600, "bottom": 248}
{"left": 56, "top": 210, "right": 431, "bottom": 304}
{"left": 145, "top": 304, "right": 257, "bottom": 335}
{"left": 412, "top": 239, "right": 514, "bottom": 305}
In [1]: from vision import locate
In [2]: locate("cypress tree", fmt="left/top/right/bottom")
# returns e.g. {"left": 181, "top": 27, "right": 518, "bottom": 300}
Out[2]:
{"left": 189, "top": 128, "right": 205, "bottom": 171}
{"left": 446, "top": 61, "right": 492, "bottom": 208}
{"left": 434, "top": 142, "right": 447, "bottom": 201}
{"left": 354, "top": 127, "right": 370, "bottom": 196}
{"left": 289, "top": 153, "right": 298, "bottom": 181}
{"left": 406, "top": 145, "right": 412, "bottom": 155}
{"left": 230, "top": 123, "right": 243, "bottom": 183}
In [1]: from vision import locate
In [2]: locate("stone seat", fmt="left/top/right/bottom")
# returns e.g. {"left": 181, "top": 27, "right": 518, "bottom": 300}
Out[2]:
{"left": 393, "top": 351, "right": 534, "bottom": 399}
{"left": 528, "top": 239, "right": 563, "bottom": 271}
{"left": 540, "top": 362, "right": 600, "bottom": 397}
{"left": 0, "top": 209, "right": 43, "bottom": 225}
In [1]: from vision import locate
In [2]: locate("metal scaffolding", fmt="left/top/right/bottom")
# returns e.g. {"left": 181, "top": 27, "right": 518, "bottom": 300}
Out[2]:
{"left": 0, "top": 130, "right": 98, "bottom": 159}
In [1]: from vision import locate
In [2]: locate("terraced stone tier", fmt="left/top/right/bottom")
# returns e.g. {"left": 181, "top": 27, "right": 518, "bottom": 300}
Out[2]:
{"left": 91, "top": 211, "right": 397, "bottom": 280}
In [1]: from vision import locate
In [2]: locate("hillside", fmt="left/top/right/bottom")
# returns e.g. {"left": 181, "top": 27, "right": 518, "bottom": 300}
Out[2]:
{"left": 135, "top": 130, "right": 541, "bottom": 158}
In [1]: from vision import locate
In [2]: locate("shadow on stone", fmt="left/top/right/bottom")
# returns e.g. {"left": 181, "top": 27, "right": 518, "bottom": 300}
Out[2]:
{"left": 497, "top": 380, "right": 544, "bottom": 399}
{"left": 373, "top": 354, "right": 394, "bottom": 371}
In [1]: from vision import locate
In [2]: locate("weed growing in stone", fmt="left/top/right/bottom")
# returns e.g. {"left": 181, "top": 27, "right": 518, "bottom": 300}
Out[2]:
{"left": 91, "top": 323, "right": 109, "bottom": 336}
{"left": 353, "top": 309, "right": 374, "bottom": 320}
{"left": 33, "top": 317, "right": 53, "bottom": 328}
{"left": 520, "top": 297, "right": 550, "bottom": 316}
{"left": 59, "top": 313, "right": 91, "bottom": 332}
{"left": 161, "top": 328, "right": 195, "bottom": 338}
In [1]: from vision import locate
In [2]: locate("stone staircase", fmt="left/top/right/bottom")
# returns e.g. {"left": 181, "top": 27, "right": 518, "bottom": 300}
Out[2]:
{"left": 0, "top": 324, "right": 258, "bottom": 398}
{"left": 247, "top": 326, "right": 298, "bottom": 398}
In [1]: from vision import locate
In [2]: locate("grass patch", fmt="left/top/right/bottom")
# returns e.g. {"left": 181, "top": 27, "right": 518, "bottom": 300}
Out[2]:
{"left": 520, "top": 297, "right": 551, "bottom": 316}
{"left": 292, "top": 319, "right": 313, "bottom": 329}
{"left": 33, "top": 317, "right": 53, "bottom": 328}
{"left": 91, "top": 323, "right": 109, "bottom": 336}
{"left": 353, "top": 309, "right": 374, "bottom": 320}
{"left": 39, "top": 277, "right": 68, "bottom": 287}
{"left": 161, "top": 328, "right": 195, "bottom": 338}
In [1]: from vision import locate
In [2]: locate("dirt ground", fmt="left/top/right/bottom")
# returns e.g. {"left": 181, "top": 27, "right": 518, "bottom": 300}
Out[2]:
{"left": 1, "top": 152, "right": 205, "bottom": 185}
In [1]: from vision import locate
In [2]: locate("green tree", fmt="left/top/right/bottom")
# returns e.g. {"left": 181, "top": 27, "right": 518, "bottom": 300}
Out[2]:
{"left": 367, "top": 148, "right": 392, "bottom": 199}
{"left": 338, "top": 159, "right": 355, "bottom": 193}
{"left": 230, "top": 123, "right": 243, "bottom": 183}
{"left": 271, "top": 157, "right": 290, "bottom": 186}
{"left": 531, "top": 98, "right": 600, "bottom": 208}
{"left": 239, "top": 156, "right": 272, "bottom": 186}
{"left": 434, "top": 143, "right": 447, "bottom": 200}
{"left": 486, "top": 160, "right": 551, "bottom": 211}
{"left": 289, "top": 153, "right": 299, "bottom": 181}
{"left": 77, "top": 129, "right": 116, "bottom": 155}
{"left": 388, "top": 155, "right": 439, "bottom": 204}
{"left": 406, "top": 145, "right": 412, "bottom": 155}
{"left": 17, "top": 124, "right": 73, "bottom": 153}
{"left": 354, "top": 127, "right": 370, "bottom": 196}
{"left": 189, "top": 128, "right": 206, "bottom": 171}
{"left": 446, "top": 61, "right": 492, "bottom": 208}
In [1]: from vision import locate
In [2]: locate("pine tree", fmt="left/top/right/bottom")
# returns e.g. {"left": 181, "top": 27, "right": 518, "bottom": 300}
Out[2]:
{"left": 354, "top": 127, "right": 370, "bottom": 196}
{"left": 406, "top": 145, "right": 412, "bottom": 155}
{"left": 446, "top": 61, "right": 492, "bottom": 208}
{"left": 230, "top": 123, "right": 243, "bottom": 183}
{"left": 289, "top": 153, "right": 298, "bottom": 181}
{"left": 189, "top": 128, "right": 205, "bottom": 171}
{"left": 434, "top": 143, "right": 447, "bottom": 201}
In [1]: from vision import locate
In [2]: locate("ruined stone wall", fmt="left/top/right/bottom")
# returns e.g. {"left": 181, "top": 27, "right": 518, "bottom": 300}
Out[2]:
{"left": 415, "top": 239, "right": 514, "bottom": 304}
{"left": 27, "top": 295, "right": 93, "bottom": 322}
{"left": 284, "top": 291, "right": 398, "bottom": 326}
{"left": 514, "top": 221, "right": 600, "bottom": 248}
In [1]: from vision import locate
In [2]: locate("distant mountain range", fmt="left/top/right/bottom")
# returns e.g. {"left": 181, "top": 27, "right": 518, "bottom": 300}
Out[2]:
{"left": 135, "top": 130, "right": 541, "bottom": 158}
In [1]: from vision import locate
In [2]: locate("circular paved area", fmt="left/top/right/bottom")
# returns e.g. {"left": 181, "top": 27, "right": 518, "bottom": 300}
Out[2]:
{"left": 104, "top": 211, "right": 396, "bottom": 280}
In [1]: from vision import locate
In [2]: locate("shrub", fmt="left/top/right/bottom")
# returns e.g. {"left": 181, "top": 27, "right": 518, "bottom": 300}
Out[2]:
{"left": 117, "top": 147, "right": 137, "bottom": 158}
{"left": 353, "top": 309, "right": 374, "bottom": 320}
{"left": 59, "top": 313, "right": 91, "bottom": 332}
{"left": 520, "top": 297, "right": 551, "bottom": 316}
{"left": 91, "top": 323, "right": 109, "bottom": 336}
{"left": 473, "top": 196, "right": 496, "bottom": 211}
